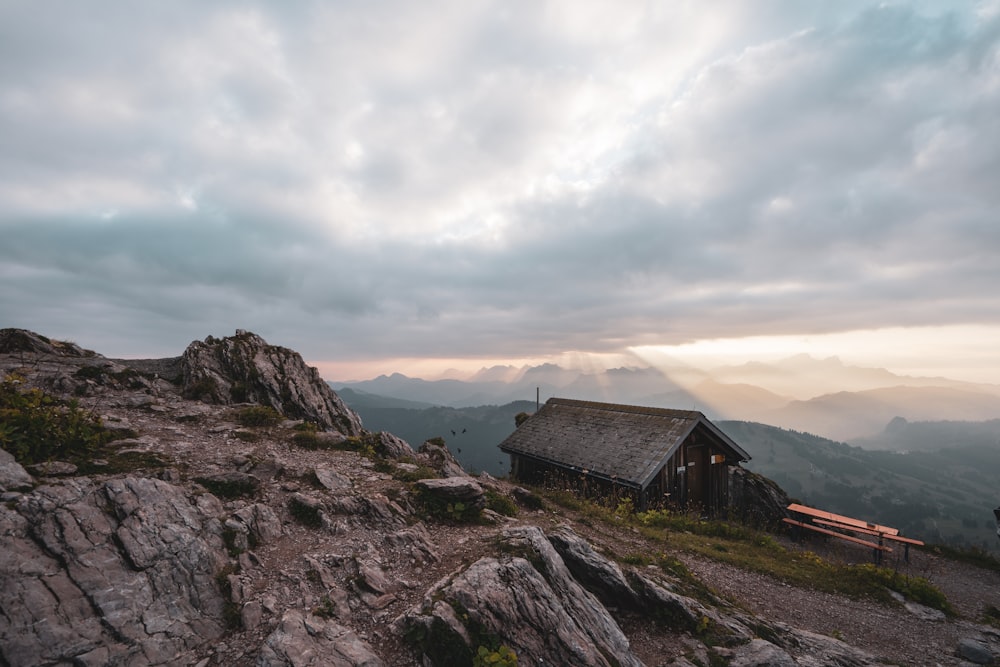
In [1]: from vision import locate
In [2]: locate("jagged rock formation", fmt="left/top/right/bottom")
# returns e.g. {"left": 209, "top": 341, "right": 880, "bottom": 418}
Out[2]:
{"left": 2, "top": 329, "right": 1000, "bottom": 667}
{"left": 180, "top": 330, "right": 363, "bottom": 435}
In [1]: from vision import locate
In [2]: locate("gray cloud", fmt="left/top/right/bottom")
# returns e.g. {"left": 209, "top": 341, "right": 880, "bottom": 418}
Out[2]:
{"left": 2, "top": 1, "right": 999, "bottom": 371}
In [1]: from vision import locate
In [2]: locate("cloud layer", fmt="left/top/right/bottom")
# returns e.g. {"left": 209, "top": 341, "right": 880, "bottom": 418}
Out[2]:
{"left": 2, "top": 1, "right": 999, "bottom": 372}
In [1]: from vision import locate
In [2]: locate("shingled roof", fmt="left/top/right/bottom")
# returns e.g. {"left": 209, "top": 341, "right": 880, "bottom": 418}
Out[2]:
{"left": 498, "top": 398, "right": 750, "bottom": 490}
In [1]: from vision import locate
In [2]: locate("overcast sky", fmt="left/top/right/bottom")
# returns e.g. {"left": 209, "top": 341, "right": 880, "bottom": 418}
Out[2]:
{"left": 3, "top": 1, "right": 999, "bottom": 382}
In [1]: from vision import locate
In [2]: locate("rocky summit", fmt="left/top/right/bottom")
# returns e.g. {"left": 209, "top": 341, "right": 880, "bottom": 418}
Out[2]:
{"left": 2, "top": 328, "right": 999, "bottom": 666}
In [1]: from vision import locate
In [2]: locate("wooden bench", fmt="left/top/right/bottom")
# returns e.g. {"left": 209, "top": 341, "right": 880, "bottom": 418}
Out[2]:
{"left": 782, "top": 518, "right": 892, "bottom": 562}
{"left": 788, "top": 503, "right": 898, "bottom": 535}
{"left": 785, "top": 503, "right": 924, "bottom": 564}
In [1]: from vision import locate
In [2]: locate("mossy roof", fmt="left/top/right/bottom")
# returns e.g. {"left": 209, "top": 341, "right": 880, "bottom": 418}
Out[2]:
{"left": 498, "top": 397, "right": 751, "bottom": 490}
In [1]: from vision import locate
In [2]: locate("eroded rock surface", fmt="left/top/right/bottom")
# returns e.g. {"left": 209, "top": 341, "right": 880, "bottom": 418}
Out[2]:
{"left": 257, "top": 610, "right": 384, "bottom": 667}
{"left": 0, "top": 477, "right": 228, "bottom": 666}
{"left": 180, "top": 330, "right": 363, "bottom": 435}
{"left": 398, "top": 525, "right": 644, "bottom": 667}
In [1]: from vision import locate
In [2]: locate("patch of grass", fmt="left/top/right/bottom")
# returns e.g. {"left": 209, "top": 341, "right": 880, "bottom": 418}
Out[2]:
{"left": 473, "top": 644, "right": 518, "bottom": 667}
{"left": 313, "top": 596, "right": 340, "bottom": 619}
{"left": 485, "top": 491, "right": 518, "bottom": 517}
{"left": 539, "top": 488, "right": 588, "bottom": 512}
{"left": 526, "top": 482, "right": 955, "bottom": 613}
{"left": 413, "top": 486, "right": 483, "bottom": 524}
{"left": 185, "top": 377, "right": 219, "bottom": 401}
{"left": 1, "top": 374, "right": 120, "bottom": 465}
{"left": 619, "top": 553, "right": 654, "bottom": 566}
{"left": 513, "top": 490, "right": 544, "bottom": 511}
{"left": 235, "top": 405, "right": 284, "bottom": 427}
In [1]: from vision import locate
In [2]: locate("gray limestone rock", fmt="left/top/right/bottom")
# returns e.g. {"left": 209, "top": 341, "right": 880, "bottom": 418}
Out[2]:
{"left": 397, "top": 524, "right": 643, "bottom": 667}
{"left": 180, "top": 330, "right": 363, "bottom": 435}
{"left": 417, "top": 440, "right": 467, "bottom": 477}
{"left": 0, "top": 446, "right": 33, "bottom": 492}
{"left": 370, "top": 431, "right": 415, "bottom": 459}
{"left": 0, "top": 476, "right": 228, "bottom": 666}
{"left": 233, "top": 502, "right": 283, "bottom": 544}
{"left": 27, "top": 460, "right": 78, "bottom": 476}
{"left": 386, "top": 524, "right": 440, "bottom": 565}
{"left": 256, "top": 609, "right": 384, "bottom": 667}
{"left": 726, "top": 638, "right": 797, "bottom": 667}
{"left": 958, "top": 638, "right": 995, "bottom": 665}
{"left": 548, "top": 523, "right": 637, "bottom": 607}
{"left": 414, "top": 477, "right": 485, "bottom": 510}
{"left": 315, "top": 465, "right": 353, "bottom": 491}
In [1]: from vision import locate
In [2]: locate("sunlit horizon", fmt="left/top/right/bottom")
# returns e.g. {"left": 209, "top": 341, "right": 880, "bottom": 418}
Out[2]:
{"left": 314, "top": 324, "right": 1000, "bottom": 389}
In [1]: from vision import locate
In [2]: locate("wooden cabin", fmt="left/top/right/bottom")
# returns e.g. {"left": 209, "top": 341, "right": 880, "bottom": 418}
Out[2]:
{"left": 498, "top": 398, "right": 751, "bottom": 512}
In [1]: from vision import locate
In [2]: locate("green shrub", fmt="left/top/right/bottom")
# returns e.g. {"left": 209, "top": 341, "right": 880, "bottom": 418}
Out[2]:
{"left": 236, "top": 405, "right": 284, "bottom": 427}
{"left": 485, "top": 491, "right": 518, "bottom": 517}
{"left": 414, "top": 486, "right": 482, "bottom": 524}
{"left": 0, "top": 374, "right": 115, "bottom": 464}
{"left": 313, "top": 596, "right": 340, "bottom": 619}
{"left": 849, "top": 564, "right": 953, "bottom": 614}
{"left": 473, "top": 644, "right": 518, "bottom": 666}
{"left": 185, "top": 377, "right": 219, "bottom": 400}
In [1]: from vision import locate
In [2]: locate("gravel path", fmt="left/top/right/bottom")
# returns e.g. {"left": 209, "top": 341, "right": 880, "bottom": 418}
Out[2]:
{"left": 680, "top": 537, "right": 1000, "bottom": 666}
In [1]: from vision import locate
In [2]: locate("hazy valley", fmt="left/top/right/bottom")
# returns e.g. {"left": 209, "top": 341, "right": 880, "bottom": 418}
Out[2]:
{"left": 333, "top": 359, "right": 1000, "bottom": 551}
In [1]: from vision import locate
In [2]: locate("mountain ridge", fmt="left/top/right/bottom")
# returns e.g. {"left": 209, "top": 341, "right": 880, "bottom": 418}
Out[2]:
{"left": 331, "top": 359, "right": 1000, "bottom": 442}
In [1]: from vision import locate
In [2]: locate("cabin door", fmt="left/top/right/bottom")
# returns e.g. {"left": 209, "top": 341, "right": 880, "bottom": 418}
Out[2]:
{"left": 687, "top": 445, "right": 708, "bottom": 507}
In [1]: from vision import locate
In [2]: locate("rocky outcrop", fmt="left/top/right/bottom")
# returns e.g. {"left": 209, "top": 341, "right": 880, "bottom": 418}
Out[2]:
{"left": 396, "top": 523, "right": 900, "bottom": 667}
{"left": 414, "top": 477, "right": 486, "bottom": 512}
{"left": 0, "top": 328, "right": 95, "bottom": 357}
{"left": 728, "top": 465, "right": 792, "bottom": 528}
{"left": 179, "top": 330, "right": 363, "bottom": 435}
{"left": 417, "top": 439, "right": 467, "bottom": 477}
{"left": 0, "top": 476, "right": 229, "bottom": 666}
{"left": 397, "top": 525, "right": 645, "bottom": 667}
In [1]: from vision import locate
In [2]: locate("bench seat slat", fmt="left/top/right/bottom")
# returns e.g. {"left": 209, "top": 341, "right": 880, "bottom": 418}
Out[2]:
{"left": 782, "top": 517, "right": 892, "bottom": 552}
{"left": 787, "top": 503, "right": 899, "bottom": 536}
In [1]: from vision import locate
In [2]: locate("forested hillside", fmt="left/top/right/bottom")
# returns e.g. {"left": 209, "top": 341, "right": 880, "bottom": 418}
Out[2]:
{"left": 723, "top": 421, "right": 999, "bottom": 550}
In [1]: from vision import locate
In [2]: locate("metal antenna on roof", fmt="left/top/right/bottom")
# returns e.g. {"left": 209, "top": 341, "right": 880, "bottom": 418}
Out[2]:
{"left": 536, "top": 387, "right": 540, "bottom": 412}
